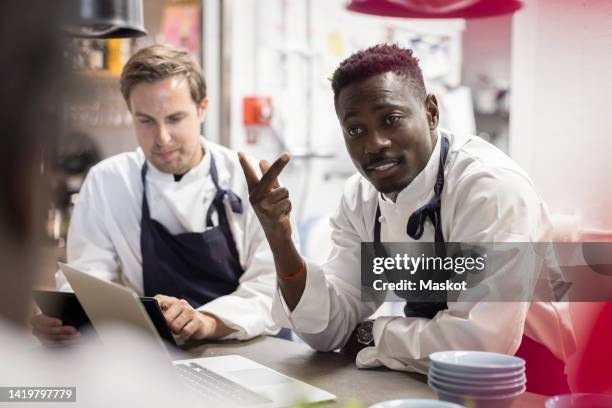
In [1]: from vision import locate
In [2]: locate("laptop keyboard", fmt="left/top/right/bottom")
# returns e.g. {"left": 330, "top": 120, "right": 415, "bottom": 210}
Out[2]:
{"left": 176, "top": 362, "right": 271, "bottom": 406}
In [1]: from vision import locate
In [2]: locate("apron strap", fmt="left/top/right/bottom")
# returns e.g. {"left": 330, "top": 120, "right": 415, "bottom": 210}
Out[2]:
{"left": 141, "top": 156, "right": 243, "bottom": 229}
{"left": 405, "top": 135, "right": 450, "bottom": 243}
{"left": 206, "top": 154, "right": 243, "bottom": 227}
{"left": 373, "top": 134, "right": 450, "bottom": 244}
{"left": 374, "top": 206, "right": 382, "bottom": 242}
{"left": 141, "top": 161, "right": 151, "bottom": 221}
{"left": 372, "top": 134, "right": 451, "bottom": 319}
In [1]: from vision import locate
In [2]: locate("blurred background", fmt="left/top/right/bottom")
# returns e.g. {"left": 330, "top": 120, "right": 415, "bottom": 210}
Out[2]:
{"left": 40, "top": 0, "right": 612, "bottom": 292}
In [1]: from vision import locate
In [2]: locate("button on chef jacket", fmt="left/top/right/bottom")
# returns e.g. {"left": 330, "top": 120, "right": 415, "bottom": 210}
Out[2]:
{"left": 56, "top": 138, "right": 280, "bottom": 340}
{"left": 272, "top": 129, "right": 575, "bottom": 373}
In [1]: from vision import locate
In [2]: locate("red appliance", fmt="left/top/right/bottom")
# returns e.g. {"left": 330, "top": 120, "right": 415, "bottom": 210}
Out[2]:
{"left": 346, "top": 0, "right": 523, "bottom": 19}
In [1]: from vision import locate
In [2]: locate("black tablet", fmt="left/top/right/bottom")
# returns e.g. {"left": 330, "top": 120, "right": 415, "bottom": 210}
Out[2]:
{"left": 33, "top": 290, "right": 93, "bottom": 330}
{"left": 33, "top": 290, "right": 177, "bottom": 347}
{"left": 139, "top": 296, "right": 177, "bottom": 346}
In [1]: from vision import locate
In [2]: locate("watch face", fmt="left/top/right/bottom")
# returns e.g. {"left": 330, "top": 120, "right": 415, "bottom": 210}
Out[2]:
{"left": 357, "top": 320, "right": 374, "bottom": 345}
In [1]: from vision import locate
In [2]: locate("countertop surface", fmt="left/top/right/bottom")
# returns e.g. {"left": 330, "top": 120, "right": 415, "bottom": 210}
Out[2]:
{"left": 178, "top": 336, "right": 547, "bottom": 407}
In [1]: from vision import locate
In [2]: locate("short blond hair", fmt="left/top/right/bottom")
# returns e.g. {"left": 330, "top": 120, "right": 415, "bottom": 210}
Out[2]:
{"left": 120, "top": 43, "right": 206, "bottom": 108}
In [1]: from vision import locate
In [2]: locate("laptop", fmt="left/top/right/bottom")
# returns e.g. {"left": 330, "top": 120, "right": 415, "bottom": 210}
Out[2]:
{"left": 59, "top": 262, "right": 336, "bottom": 407}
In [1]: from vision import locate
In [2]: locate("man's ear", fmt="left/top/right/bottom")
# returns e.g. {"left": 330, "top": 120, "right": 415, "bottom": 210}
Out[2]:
{"left": 425, "top": 94, "right": 439, "bottom": 130}
{"left": 197, "top": 97, "right": 209, "bottom": 122}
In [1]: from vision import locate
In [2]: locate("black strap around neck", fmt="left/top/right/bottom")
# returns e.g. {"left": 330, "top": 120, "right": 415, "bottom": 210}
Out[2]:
{"left": 405, "top": 135, "right": 450, "bottom": 243}
{"left": 374, "top": 135, "right": 450, "bottom": 244}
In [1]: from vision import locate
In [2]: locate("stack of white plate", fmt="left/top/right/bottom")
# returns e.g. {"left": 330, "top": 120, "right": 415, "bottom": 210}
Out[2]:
{"left": 428, "top": 351, "right": 526, "bottom": 408}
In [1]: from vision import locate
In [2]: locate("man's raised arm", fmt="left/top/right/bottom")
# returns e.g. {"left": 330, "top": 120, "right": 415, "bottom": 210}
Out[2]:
{"left": 237, "top": 152, "right": 305, "bottom": 310}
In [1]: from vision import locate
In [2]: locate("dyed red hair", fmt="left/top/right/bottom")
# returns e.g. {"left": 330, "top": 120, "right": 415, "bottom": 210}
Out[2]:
{"left": 331, "top": 44, "right": 427, "bottom": 102}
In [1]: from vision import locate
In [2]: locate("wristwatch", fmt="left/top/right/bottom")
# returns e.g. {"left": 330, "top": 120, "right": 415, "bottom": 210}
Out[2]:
{"left": 356, "top": 319, "right": 375, "bottom": 347}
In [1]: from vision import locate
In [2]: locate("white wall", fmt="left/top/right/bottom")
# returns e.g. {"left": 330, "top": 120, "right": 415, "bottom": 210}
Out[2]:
{"left": 510, "top": 0, "right": 612, "bottom": 233}
{"left": 462, "top": 15, "right": 512, "bottom": 89}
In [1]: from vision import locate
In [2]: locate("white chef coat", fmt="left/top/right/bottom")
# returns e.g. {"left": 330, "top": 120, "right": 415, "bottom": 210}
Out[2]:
{"left": 272, "top": 129, "right": 575, "bottom": 373}
{"left": 56, "top": 138, "right": 279, "bottom": 340}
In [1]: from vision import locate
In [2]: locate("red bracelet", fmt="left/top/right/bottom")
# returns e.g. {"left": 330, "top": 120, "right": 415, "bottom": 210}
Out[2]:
{"left": 278, "top": 259, "right": 306, "bottom": 281}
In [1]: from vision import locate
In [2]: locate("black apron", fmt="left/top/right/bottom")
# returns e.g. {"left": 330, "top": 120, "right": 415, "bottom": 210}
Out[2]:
{"left": 373, "top": 133, "right": 568, "bottom": 394}
{"left": 140, "top": 154, "right": 244, "bottom": 308}
{"left": 373, "top": 134, "right": 450, "bottom": 319}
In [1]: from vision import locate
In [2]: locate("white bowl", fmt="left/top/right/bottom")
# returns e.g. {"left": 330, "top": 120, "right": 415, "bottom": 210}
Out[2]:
{"left": 429, "top": 365, "right": 525, "bottom": 386}
{"left": 432, "top": 387, "right": 521, "bottom": 408}
{"left": 428, "top": 370, "right": 526, "bottom": 388}
{"left": 429, "top": 365, "right": 524, "bottom": 381}
{"left": 546, "top": 393, "right": 612, "bottom": 408}
{"left": 429, "top": 351, "right": 525, "bottom": 373}
{"left": 429, "top": 380, "right": 526, "bottom": 399}
{"left": 428, "top": 377, "right": 526, "bottom": 397}
{"left": 368, "top": 399, "right": 465, "bottom": 408}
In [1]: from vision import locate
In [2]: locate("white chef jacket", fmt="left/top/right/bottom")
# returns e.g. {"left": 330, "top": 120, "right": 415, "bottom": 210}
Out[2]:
{"left": 56, "top": 138, "right": 279, "bottom": 340}
{"left": 272, "top": 129, "right": 575, "bottom": 373}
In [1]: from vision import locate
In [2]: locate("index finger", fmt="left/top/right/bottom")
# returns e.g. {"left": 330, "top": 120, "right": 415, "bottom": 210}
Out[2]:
{"left": 33, "top": 313, "right": 62, "bottom": 327}
{"left": 257, "top": 153, "right": 289, "bottom": 193}
{"left": 154, "top": 294, "right": 171, "bottom": 302}
{"left": 163, "top": 302, "right": 185, "bottom": 325}
{"left": 259, "top": 160, "right": 280, "bottom": 190}
{"left": 154, "top": 294, "right": 175, "bottom": 310}
{"left": 237, "top": 152, "right": 260, "bottom": 192}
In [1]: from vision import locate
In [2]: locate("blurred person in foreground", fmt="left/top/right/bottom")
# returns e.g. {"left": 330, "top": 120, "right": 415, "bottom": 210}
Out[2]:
{"left": 239, "top": 44, "right": 577, "bottom": 395}
{"left": 31, "top": 43, "right": 285, "bottom": 344}
{"left": 0, "top": 2, "right": 195, "bottom": 407}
